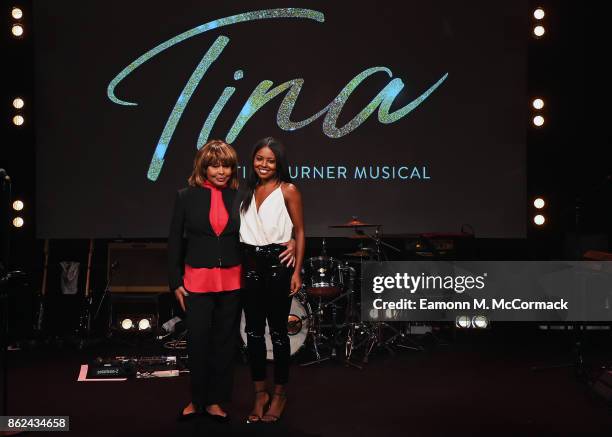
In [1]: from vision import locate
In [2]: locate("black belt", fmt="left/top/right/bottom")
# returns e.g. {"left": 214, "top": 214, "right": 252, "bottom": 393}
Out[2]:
{"left": 242, "top": 243, "right": 285, "bottom": 260}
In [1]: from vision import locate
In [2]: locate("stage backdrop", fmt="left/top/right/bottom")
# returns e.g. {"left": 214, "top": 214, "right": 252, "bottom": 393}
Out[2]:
{"left": 35, "top": 1, "right": 527, "bottom": 238}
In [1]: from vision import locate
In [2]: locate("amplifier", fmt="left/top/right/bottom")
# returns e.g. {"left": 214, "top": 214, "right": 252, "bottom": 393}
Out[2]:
{"left": 108, "top": 242, "right": 169, "bottom": 293}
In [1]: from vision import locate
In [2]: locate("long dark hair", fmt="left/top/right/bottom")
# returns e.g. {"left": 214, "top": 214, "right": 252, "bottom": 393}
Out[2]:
{"left": 240, "top": 137, "right": 293, "bottom": 214}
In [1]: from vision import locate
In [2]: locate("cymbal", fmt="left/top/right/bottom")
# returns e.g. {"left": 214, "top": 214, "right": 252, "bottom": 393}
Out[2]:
{"left": 329, "top": 218, "right": 381, "bottom": 228}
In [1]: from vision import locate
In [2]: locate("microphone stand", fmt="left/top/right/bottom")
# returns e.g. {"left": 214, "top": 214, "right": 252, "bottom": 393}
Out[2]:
{"left": 76, "top": 262, "right": 118, "bottom": 349}
{"left": 92, "top": 261, "right": 118, "bottom": 341}
{"left": 0, "top": 169, "right": 28, "bottom": 435}
{"left": 531, "top": 174, "right": 611, "bottom": 379}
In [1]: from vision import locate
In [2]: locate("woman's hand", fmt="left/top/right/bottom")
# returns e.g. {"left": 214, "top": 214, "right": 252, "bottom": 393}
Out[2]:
{"left": 174, "top": 286, "right": 188, "bottom": 311}
{"left": 289, "top": 272, "right": 302, "bottom": 296}
{"left": 279, "top": 239, "right": 296, "bottom": 268}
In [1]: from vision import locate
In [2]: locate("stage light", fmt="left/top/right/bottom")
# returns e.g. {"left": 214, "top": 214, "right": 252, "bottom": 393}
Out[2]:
{"left": 385, "top": 309, "right": 397, "bottom": 319}
{"left": 532, "top": 98, "right": 544, "bottom": 110}
{"left": 13, "top": 97, "right": 24, "bottom": 109}
{"left": 12, "top": 217, "right": 24, "bottom": 228}
{"left": 533, "top": 25, "right": 545, "bottom": 37}
{"left": 12, "top": 200, "right": 24, "bottom": 211}
{"left": 534, "top": 214, "right": 545, "bottom": 226}
{"left": 533, "top": 8, "right": 545, "bottom": 20}
{"left": 472, "top": 315, "right": 489, "bottom": 329}
{"left": 12, "top": 115, "right": 24, "bottom": 126}
{"left": 121, "top": 318, "right": 133, "bottom": 330}
{"left": 533, "top": 115, "right": 545, "bottom": 127}
{"left": 533, "top": 198, "right": 545, "bottom": 209}
{"left": 369, "top": 309, "right": 379, "bottom": 319}
{"left": 455, "top": 315, "right": 471, "bottom": 329}
{"left": 11, "top": 23, "right": 24, "bottom": 37}
{"left": 138, "top": 318, "right": 151, "bottom": 330}
{"left": 12, "top": 7, "right": 23, "bottom": 19}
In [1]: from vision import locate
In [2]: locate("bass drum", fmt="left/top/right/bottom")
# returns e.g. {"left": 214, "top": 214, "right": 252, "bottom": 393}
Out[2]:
{"left": 240, "top": 292, "right": 311, "bottom": 360}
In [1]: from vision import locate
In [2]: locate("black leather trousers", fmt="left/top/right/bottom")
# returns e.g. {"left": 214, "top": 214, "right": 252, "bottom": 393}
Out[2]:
{"left": 241, "top": 244, "right": 292, "bottom": 384}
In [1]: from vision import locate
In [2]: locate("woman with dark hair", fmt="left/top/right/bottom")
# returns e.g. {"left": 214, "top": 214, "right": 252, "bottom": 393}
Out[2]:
{"left": 240, "top": 137, "right": 305, "bottom": 424}
{"left": 168, "top": 139, "right": 294, "bottom": 423}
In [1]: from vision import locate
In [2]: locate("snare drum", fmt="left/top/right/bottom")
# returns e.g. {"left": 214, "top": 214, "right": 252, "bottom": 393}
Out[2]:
{"left": 240, "top": 292, "right": 311, "bottom": 360}
{"left": 304, "top": 256, "right": 343, "bottom": 297}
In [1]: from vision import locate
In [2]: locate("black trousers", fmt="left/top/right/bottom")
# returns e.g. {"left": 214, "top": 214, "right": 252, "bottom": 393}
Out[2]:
{"left": 242, "top": 244, "right": 292, "bottom": 385}
{"left": 184, "top": 289, "right": 241, "bottom": 407}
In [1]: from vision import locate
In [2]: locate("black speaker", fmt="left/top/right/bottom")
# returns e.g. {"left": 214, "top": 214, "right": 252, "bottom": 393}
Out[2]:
{"left": 108, "top": 242, "right": 169, "bottom": 293}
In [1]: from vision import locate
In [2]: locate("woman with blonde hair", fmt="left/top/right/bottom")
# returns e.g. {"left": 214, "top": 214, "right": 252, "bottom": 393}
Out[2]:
{"left": 168, "top": 139, "right": 242, "bottom": 422}
{"left": 169, "top": 140, "right": 295, "bottom": 423}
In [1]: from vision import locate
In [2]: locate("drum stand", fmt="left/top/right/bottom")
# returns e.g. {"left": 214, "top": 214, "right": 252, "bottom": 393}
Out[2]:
{"left": 382, "top": 319, "right": 431, "bottom": 352}
{"left": 301, "top": 293, "right": 362, "bottom": 369}
{"left": 301, "top": 265, "right": 363, "bottom": 369}
{"left": 300, "top": 297, "right": 334, "bottom": 367}
{"left": 392, "top": 324, "right": 427, "bottom": 351}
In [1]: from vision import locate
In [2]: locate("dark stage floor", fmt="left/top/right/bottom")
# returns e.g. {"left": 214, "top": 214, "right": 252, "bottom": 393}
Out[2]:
{"left": 6, "top": 329, "right": 612, "bottom": 437}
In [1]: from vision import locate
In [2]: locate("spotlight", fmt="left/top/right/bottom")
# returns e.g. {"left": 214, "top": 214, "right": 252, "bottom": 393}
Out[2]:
{"left": 385, "top": 309, "right": 398, "bottom": 319}
{"left": 533, "top": 25, "right": 545, "bottom": 37}
{"left": 116, "top": 312, "right": 157, "bottom": 333}
{"left": 138, "top": 318, "right": 152, "bottom": 331}
{"left": 12, "top": 200, "right": 24, "bottom": 211}
{"left": 13, "top": 97, "right": 24, "bottom": 109}
{"left": 472, "top": 315, "right": 489, "bottom": 329}
{"left": 369, "top": 309, "right": 379, "bottom": 320}
{"left": 455, "top": 315, "right": 471, "bottom": 329}
{"left": 532, "top": 98, "right": 544, "bottom": 110}
{"left": 12, "top": 7, "right": 23, "bottom": 19}
{"left": 12, "top": 217, "right": 24, "bottom": 228}
{"left": 533, "top": 198, "right": 545, "bottom": 209}
{"left": 11, "top": 23, "right": 24, "bottom": 37}
{"left": 533, "top": 115, "right": 545, "bottom": 127}
{"left": 121, "top": 318, "right": 133, "bottom": 330}
{"left": 534, "top": 214, "right": 546, "bottom": 226}
{"left": 13, "top": 115, "right": 25, "bottom": 126}
{"left": 533, "top": 8, "right": 545, "bottom": 20}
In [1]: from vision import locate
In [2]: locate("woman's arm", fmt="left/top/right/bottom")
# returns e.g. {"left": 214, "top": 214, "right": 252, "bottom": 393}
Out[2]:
{"left": 282, "top": 183, "right": 305, "bottom": 295}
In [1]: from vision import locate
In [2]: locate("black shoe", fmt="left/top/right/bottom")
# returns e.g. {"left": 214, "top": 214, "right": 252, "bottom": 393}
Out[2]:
{"left": 203, "top": 409, "right": 231, "bottom": 424}
{"left": 177, "top": 407, "right": 199, "bottom": 422}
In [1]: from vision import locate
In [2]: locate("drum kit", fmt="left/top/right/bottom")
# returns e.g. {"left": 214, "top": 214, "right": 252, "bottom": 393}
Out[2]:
{"left": 239, "top": 217, "right": 425, "bottom": 368}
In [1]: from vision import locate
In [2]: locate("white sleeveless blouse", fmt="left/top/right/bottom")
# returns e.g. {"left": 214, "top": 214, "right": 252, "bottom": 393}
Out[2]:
{"left": 240, "top": 186, "right": 293, "bottom": 245}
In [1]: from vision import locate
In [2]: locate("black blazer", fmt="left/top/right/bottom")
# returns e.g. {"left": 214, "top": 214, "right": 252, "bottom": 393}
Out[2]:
{"left": 167, "top": 185, "right": 242, "bottom": 291}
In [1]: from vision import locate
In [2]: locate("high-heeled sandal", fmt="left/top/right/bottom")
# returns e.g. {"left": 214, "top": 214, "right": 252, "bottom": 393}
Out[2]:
{"left": 262, "top": 392, "right": 287, "bottom": 424}
{"left": 246, "top": 390, "right": 270, "bottom": 424}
